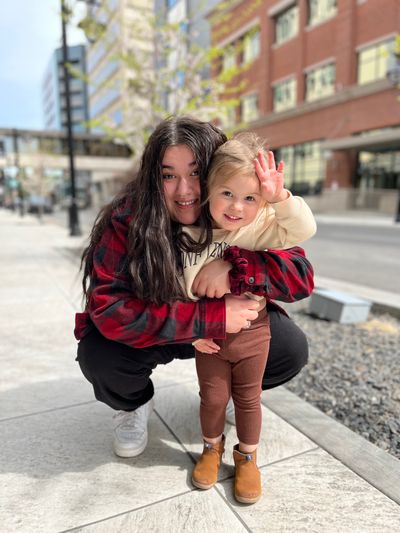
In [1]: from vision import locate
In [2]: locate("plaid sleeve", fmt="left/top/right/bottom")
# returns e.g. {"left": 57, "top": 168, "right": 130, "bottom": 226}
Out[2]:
{"left": 223, "top": 246, "right": 314, "bottom": 302}
{"left": 80, "top": 209, "right": 225, "bottom": 348}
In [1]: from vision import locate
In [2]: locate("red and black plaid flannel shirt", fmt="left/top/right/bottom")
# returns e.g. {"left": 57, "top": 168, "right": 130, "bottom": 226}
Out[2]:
{"left": 74, "top": 203, "right": 314, "bottom": 348}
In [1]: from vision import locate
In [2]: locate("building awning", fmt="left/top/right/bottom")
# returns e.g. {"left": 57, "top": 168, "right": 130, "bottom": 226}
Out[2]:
{"left": 321, "top": 128, "right": 400, "bottom": 152}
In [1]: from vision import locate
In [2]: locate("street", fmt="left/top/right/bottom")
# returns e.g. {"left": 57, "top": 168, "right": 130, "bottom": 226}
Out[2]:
{"left": 303, "top": 221, "right": 400, "bottom": 294}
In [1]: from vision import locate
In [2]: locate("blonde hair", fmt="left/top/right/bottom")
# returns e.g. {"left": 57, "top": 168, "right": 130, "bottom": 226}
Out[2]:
{"left": 207, "top": 132, "right": 268, "bottom": 194}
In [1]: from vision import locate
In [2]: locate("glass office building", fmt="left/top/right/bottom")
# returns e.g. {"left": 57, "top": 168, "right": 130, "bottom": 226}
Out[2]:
{"left": 42, "top": 45, "right": 90, "bottom": 133}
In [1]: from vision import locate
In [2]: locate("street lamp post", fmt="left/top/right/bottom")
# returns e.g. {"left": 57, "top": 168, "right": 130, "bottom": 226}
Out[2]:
{"left": 61, "top": 0, "right": 82, "bottom": 236}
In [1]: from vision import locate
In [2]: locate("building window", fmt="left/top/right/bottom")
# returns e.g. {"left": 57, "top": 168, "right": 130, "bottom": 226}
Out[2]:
{"left": 305, "top": 62, "right": 335, "bottom": 102}
{"left": 223, "top": 46, "right": 236, "bottom": 71}
{"left": 241, "top": 93, "right": 259, "bottom": 123}
{"left": 61, "top": 95, "right": 85, "bottom": 108}
{"left": 273, "top": 77, "right": 297, "bottom": 112}
{"left": 90, "top": 88, "right": 120, "bottom": 117}
{"left": 90, "top": 59, "right": 119, "bottom": 95}
{"left": 275, "top": 141, "right": 322, "bottom": 194}
{"left": 111, "top": 108, "right": 123, "bottom": 126}
{"left": 242, "top": 29, "right": 260, "bottom": 64}
{"left": 275, "top": 5, "right": 299, "bottom": 45}
{"left": 60, "top": 78, "right": 83, "bottom": 94}
{"left": 221, "top": 105, "right": 237, "bottom": 129}
{"left": 358, "top": 149, "right": 400, "bottom": 190}
{"left": 87, "top": 42, "right": 107, "bottom": 74}
{"left": 308, "top": 0, "right": 337, "bottom": 27}
{"left": 357, "top": 38, "right": 394, "bottom": 85}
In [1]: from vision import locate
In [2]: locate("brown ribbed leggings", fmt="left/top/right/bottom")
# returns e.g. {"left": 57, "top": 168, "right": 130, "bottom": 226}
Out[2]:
{"left": 195, "top": 308, "right": 270, "bottom": 445}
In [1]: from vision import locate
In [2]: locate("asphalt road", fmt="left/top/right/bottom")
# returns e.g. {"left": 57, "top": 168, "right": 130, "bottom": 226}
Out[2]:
{"left": 302, "top": 222, "right": 400, "bottom": 294}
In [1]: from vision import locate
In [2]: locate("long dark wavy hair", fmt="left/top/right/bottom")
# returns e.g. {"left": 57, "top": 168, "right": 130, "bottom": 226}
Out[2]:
{"left": 81, "top": 116, "right": 227, "bottom": 306}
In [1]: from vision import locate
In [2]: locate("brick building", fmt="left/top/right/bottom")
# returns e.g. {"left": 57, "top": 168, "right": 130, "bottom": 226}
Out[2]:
{"left": 209, "top": 0, "right": 400, "bottom": 212}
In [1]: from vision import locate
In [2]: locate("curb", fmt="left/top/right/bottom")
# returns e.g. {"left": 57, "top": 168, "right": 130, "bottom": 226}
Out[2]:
{"left": 263, "top": 387, "right": 400, "bottom": 505}
{"left": 371, "top": 302, "right": 400, "bottom": 320}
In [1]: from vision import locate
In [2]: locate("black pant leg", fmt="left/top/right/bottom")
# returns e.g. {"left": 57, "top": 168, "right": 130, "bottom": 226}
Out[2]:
{"left": 262, "top": 307, "right": 308, "bottom": 390}
{"left": 76, "top": 326, "right": 193, "bottom": 411}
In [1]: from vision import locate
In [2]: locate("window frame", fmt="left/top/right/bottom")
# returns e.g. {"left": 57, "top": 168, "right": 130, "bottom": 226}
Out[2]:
{"left": 275, "top": 4, "right": 299, "bottom": 46}
{"left": 242, "top": 28, "right": 261, "bottom": 65}
{"left": 241, "top": 93, "right": 259, "bottom": 123}
{"left": 272, "top": 76, "right": 297, "bottom": 112}
{"left": 307, "top": 0, "right": 337, "bottom": 28}
{"left": 357, "top": 37, "right": 395, "bottom": 86}
{"left": 222, "top": 45, "right": 237, "bottom": 72}
{"left": 275, "top": 140, "right": 323, "bottom": 194}
{"left": 305, "top": 62, "right": 336, "bottom": 102}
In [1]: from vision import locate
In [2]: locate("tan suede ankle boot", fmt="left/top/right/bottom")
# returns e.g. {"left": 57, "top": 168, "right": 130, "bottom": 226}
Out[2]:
{"left": 233, "top": 444, "right": 261, "bottom": 504}
{"left": 192, "top": 435, "right": 225, "bottom": 490}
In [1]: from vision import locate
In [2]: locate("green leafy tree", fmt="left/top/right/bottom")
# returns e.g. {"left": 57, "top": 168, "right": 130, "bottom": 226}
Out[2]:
{"left": 73, "top": 0, "right": 261, "bottom": 154}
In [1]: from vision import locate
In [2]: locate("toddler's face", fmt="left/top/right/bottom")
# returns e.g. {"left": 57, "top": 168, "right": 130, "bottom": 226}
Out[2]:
{"left": 209, "top": 173, "right": 263, "bottom": 230}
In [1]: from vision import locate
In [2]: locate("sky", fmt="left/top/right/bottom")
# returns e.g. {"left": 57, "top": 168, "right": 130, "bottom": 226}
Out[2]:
{"left": 0, "top": 0, "right": 86, "bottom": 130}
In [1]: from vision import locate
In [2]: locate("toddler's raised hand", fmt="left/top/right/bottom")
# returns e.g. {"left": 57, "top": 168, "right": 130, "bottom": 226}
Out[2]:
{"left": 254, "top": 150, "right": 289, "bottom": 203}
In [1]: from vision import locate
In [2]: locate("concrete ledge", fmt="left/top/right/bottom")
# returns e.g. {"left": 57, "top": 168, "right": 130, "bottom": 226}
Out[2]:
{"left": 279, "top": 276, "right": 400, "bottom": 320}
{"left": 315, "top": 276, "right": 400, "bottom": 319}
{"left": 263, "top": 387, "right": 400, "bottom": 505}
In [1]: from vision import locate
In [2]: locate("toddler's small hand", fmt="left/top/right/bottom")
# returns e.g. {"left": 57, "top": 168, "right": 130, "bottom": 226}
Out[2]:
{"left": 192, "top": 338, "right": 220, "bottom": 354}
{"left": 254, "top": 150, "right": 289, "bottom": 203}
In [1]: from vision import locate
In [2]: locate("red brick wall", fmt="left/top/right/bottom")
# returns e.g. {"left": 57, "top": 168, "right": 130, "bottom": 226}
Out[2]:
{"left": 210, "top": 0, "right": 265, "bottom": 112}
{"left": 254, "top": 89, "right": 399, "bottom": 147}
{"left": 209, "top": 0, "right": 400, "bottom": 188}
{"left": 326, "top": 150, "right": 358, "bottom": 188}
{"left": 332, "top": 0, "right": 357, "bottom": 87}
{"left": 357, "top": 0, "right": 398, "bottom": 46}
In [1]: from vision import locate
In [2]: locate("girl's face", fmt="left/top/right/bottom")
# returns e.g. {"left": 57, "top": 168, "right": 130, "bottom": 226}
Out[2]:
{"left": 209, "top": 173, "right": 263, "bottom": 230}
{"left": 162, "top": 145, "right": 201, "bottom": 225}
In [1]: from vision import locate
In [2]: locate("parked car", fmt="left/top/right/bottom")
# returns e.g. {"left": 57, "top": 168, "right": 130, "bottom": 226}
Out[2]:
{"left": 27, "top": 195, "right": 54, "bottom": 214}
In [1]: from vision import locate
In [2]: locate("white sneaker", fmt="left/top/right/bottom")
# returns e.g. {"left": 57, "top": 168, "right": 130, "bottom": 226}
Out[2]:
{"left": 113, "top": 398, "right": 154, "bottom": 457}
{"left": 225, "top": 397, "right": 236, "bottom": 426}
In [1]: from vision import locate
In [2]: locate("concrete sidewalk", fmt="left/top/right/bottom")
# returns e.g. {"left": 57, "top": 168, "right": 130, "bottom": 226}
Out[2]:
{"left": 1, "top": 209, "right": 399, "bottom": 532}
